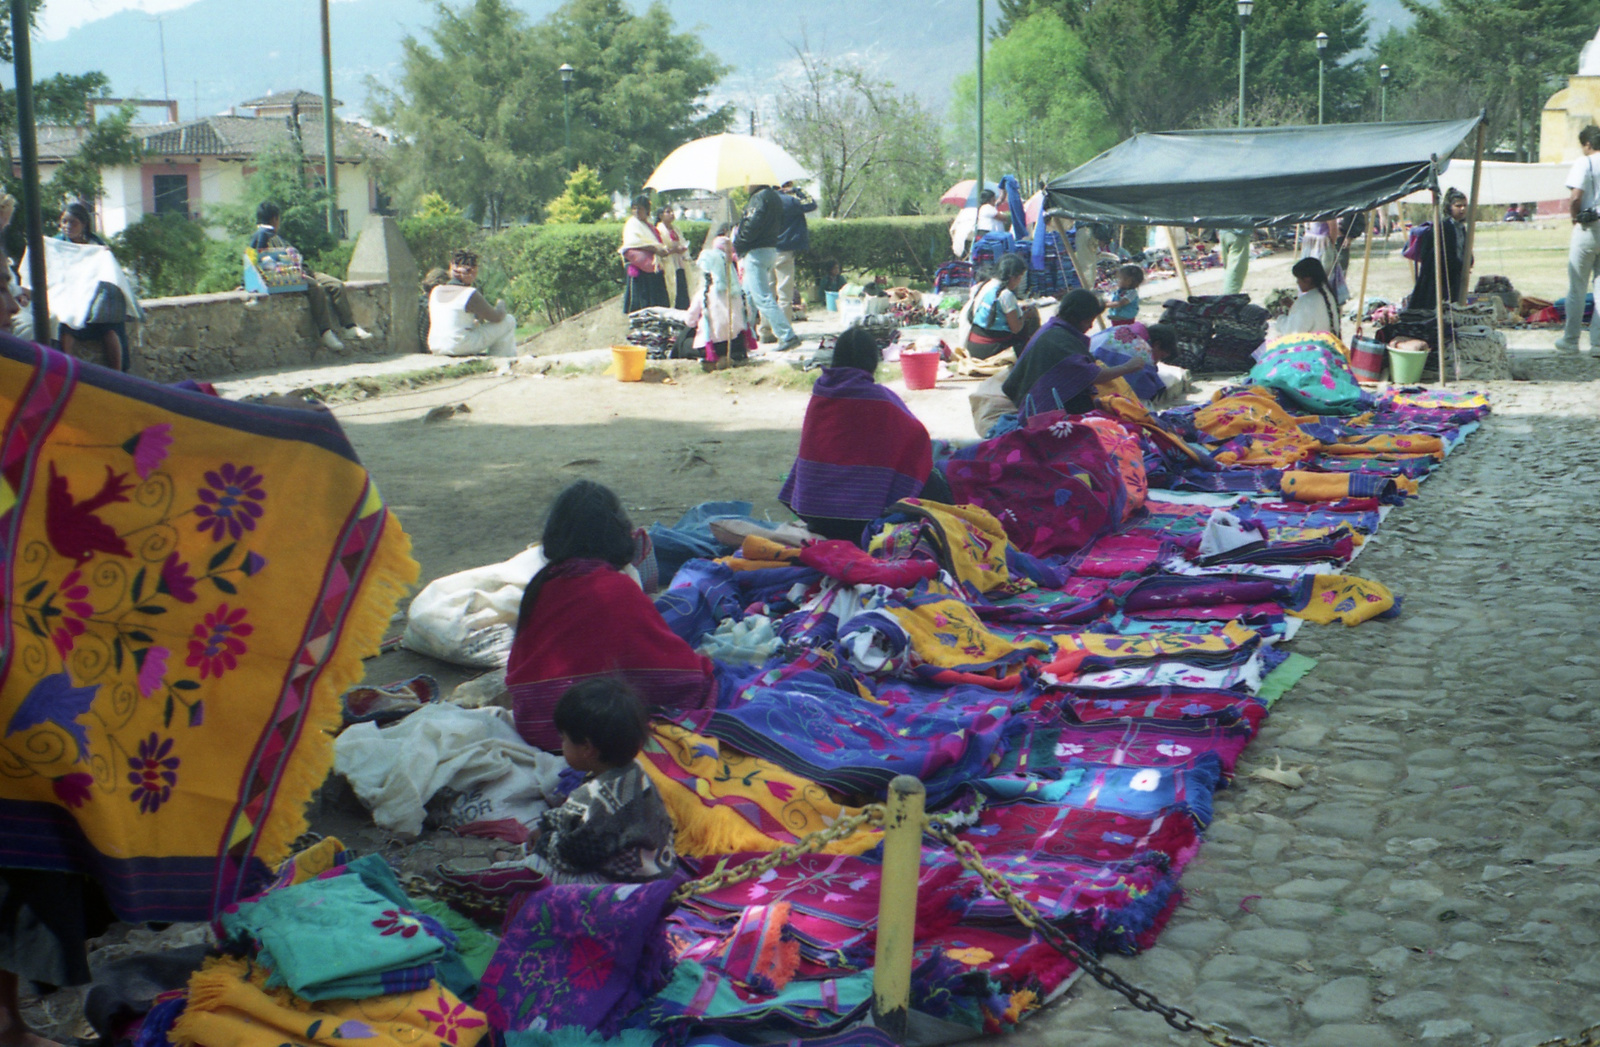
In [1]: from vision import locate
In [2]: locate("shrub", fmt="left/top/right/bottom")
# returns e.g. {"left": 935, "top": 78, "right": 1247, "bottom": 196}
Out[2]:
{"left": 546, "top": 166, "right": 612, "bottom": 225}
{"left": 800, "top": 216, "right": 957, "bottom": 291}
{"left": 399, "top": 211, "right": 483, "bottom": 277}
{"left": 111, "top": 213, "right": 208, "bottom": 299}
{"left": 193, "top": 237, "right": 249, "bottom": 295}
{"left": 307, "top": 241, "right": 354, "bottom": 280}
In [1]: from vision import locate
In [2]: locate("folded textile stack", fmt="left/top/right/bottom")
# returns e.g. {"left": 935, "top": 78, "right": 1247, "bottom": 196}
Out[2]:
{"left": 1158, "top": 294, "right": 1269, "bottom": 373}
{"left": 627, "top": 307, "right": 692, "bottom": 360}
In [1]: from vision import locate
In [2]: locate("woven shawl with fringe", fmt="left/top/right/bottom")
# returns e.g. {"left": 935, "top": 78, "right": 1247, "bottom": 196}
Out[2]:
{"left": 0, "top": 337, "right": 417, "bottom": 922}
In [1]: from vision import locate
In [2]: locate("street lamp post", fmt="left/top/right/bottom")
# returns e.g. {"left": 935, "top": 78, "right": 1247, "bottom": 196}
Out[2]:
{"left": 1236, "top": 0, "right": 1253, "bottom": 129}
{"left": 559, "top": 63, "right": 574, "bottom": 161}
{"left": 1379, "top": 63, "right": 1390, "bottom": 121}
{"left": 976, "top": 0, "right": 985, "bottom": 221}
{"left": 1316, "top": 31, "right": 1328, "bottom": 124}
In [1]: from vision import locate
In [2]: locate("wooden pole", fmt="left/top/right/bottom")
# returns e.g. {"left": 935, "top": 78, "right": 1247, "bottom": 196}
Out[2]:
{"left": 871, "top": 775, "right": 925, "bottom": 1041}
{"left": 1458, "top": 117, "right": 1488, "bottom": 307}
{"left": 319, "top": 0, "right": 339, "bottom": 238}
{"left": 1430, "top": 180, "right": 1448, "bottom": 387}
{"left": 1165, "top": 226, "right": 1193, "bottom": 300}
{"left": 1355, "top": 209, "right": 1374, "bottom": 342}
{"left": 10, "top": 0, "right": 49, "bottom": 340}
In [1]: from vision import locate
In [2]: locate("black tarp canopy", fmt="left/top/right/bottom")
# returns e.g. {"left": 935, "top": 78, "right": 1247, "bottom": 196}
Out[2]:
{"left": 1044, "top": 117, "right": 1481, "bottom": 228}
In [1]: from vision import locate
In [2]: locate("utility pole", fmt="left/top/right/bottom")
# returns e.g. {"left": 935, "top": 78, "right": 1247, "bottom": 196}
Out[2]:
{"left": 975, "top": 0, "right": 984, "bottom": 209}
{"left": 10, "top": 0, "right": 49, "bottom": 339}
{"left": 1236, "top": 0, "right": 1253, "bottom": 129}
{"left": 319, "top": 0, "right": 339, "bottom": 238}
{"left": 154, "top": 17, "right": 170, "bottom": 102}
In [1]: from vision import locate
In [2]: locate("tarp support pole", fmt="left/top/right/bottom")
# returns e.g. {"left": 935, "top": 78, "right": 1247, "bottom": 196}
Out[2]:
{"left": 871, "top": 775, "right": 924, "bottom": 1040}
{"left": 1164, "top": 226, "right": 1193, "bottom": 300}
{"left": 1458, "top": 116, "right": 1488, "bottom": 308}
{"left": 1430, "top": 173, "right": 1448, "bottom": 388}
{"left": 1355, "top": 210, "right": 1374, "bottom": 343}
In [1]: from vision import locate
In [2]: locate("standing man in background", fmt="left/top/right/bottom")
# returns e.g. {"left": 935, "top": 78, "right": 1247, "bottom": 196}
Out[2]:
{"left": 734, "top": 182, "right": 801, "bottom": 352}
{"left": 761, "top": 181, "right": 816, "bottom": 341}
{"left": 1556, "top": 125, "right": 1600, "bottom": 355}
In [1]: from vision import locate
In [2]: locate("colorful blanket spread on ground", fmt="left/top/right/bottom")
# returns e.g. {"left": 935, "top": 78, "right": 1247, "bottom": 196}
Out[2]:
{"left": 588, "top": 378, "right": 1489, "bottom": 1041}
{"left": 0, "top": 338, "right": 417, "bottom": 922}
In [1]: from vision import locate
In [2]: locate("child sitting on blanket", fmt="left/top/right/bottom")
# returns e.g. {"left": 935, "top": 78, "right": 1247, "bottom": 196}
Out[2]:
{"left": 527, "top": 678, "right": 680, "bottom": 884}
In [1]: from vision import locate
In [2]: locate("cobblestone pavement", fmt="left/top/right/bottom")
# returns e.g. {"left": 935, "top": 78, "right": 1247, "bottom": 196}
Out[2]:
{"left": 1005, "top": 378, "right": 1600, "bottom": 1047}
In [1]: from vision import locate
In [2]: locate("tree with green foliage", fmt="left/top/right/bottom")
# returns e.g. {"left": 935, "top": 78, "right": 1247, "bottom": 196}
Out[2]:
{"left": 399, "top": 193, "right": 482, "bottom": 274}
{"left": 949, "top": 12, "right": 1116, "bottom": 185}
{"left": 111, "top": 212, "right": 207, "bottom": 298}
{"left": 774, "top": 47, "right": 950, "bottom": 218}
{"left": 45, "top": 104, "right": 143, "bottom": 210}
{"left": 372, "top": 0, "right": 730, "bottom": 226}
{"left": 545, "top": 165, "right": 612, "bottom": 223}
{"left": 993, "top": 0, "right": 1367, "bottom": 134}
{"left": 1380, "top": 0, "right": 1600, "bottom": 160}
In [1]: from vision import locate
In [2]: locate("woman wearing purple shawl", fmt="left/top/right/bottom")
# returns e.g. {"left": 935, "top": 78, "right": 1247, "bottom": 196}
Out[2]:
{"left": 1000, "top": 290, "right": 1151, "bottom": 423}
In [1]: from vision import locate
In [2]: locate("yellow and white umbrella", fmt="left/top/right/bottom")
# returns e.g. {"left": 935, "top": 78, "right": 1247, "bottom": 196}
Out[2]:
{"left": 645, "top": 133, "right": 809, "bottom": 193}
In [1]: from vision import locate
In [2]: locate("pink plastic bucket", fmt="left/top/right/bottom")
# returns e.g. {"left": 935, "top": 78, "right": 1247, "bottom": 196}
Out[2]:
{"left": 901, "top": 351, "right": 939, "bottom": 390}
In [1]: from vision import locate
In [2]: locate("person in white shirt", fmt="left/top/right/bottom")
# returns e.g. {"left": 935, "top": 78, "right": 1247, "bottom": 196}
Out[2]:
{"left": 1275, "top": 257, "right": 1340, "bottom": 339}
{"left": 975, "top": 189, "right": 999, "bottom": 235}
{"left": 1556, "top": 124, "right": 1600, "bottom": 354}
{"left": 427, "top": 249, "right": 516, "bottom": 357}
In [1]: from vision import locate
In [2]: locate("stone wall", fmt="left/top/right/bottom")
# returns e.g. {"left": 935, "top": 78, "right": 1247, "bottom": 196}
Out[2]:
{"left": 130, "top": 280, "right": 394, "bottom": 383}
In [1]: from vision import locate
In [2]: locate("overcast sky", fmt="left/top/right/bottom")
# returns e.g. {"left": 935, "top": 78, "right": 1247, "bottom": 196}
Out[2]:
{"left": 36, "top": 0, "right": 356, "bottom": 39}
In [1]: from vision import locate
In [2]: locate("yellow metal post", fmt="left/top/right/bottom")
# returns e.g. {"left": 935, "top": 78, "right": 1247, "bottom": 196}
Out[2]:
{"left": 872, "top": 774, "right": 925, "bottom": 1041}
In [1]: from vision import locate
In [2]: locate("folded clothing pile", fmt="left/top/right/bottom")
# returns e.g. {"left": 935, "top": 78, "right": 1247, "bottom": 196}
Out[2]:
{"left": 1158, "top": 294, "right": 1270, "bottom": 373}
{"left": 627, "top": 307, "right": 692, "bottom": 360}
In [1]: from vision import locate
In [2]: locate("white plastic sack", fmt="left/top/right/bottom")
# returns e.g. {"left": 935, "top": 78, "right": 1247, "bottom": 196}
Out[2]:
{"left": 334, "top": 703, "right": 565, "bottom": 836}
{"left": 1197, "top": 509, "right": 1267, "bottom": 559}
{"left": 402, "top": 546, "right": 547, "bottom": 668}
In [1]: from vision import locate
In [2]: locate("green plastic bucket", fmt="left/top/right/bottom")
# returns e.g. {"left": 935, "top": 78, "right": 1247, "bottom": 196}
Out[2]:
{"left": 1387, "top": 346, "right": 1428, "bottom": 384}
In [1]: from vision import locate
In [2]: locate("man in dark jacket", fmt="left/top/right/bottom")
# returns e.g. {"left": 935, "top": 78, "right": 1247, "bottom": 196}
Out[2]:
{"left": 734, "top": 182, "right": 800, "bottom": 351}
{"left": 760, "top": 182, "right": 817, "bottom": 341}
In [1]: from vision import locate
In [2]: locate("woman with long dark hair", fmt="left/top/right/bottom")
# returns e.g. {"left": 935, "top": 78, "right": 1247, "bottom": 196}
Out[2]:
{"left": 964, "top": 254, "right": 1039, "bottom": 359}
{"left": 1407, "top": 188, "right": 1469, "bottom": 312}
{"left": 56, "top": 201, "right": 131, "bottom": 371}
{"left": 1279, "top": 257, "right": 1341, "bottom": 339}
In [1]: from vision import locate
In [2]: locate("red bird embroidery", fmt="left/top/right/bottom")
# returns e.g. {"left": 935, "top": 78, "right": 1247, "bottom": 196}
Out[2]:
{"left": 45, "top": 463, "right": 133, "bottom": 564}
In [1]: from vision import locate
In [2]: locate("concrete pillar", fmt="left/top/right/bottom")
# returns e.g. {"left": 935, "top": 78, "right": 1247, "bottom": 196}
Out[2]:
{"left": 347, "top": 215, "right": 421, "bottom": 354}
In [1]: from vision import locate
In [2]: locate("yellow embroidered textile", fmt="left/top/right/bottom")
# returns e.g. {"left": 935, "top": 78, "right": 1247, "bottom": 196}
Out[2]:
{"left": 1286, "top": 574, "right": 1398, "bottom": 626}
{"left": 638, "top": 723, "right": 880, "bottom": 857}
{"left": 1054, "top": 622, "right": 1259, "bottom": 662}
{"left": 173, "top": 956, "right": 487, "bottom": 1047}
{"left": 886, "top": 580, "right": 1052, "bottom": 670}
{"left": 0, "top": 344, "right": 417, "bottom": 922}
{"left": 1319, "top": 433, "right": 1445, "bottom": 458}
{"left": 870, "top": 500, "right": 1017, "bottom": 596}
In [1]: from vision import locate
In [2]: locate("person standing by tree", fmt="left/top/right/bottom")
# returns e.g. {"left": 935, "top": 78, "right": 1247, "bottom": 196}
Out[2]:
{"left": 760, "top": 181, "right": 816, "bottom": 341}
{"left": 251, "top": 202, "right": 372, "bottom": 352}
{"left": 734, "top": 182, "right": 800, "bottom": 352}
{"left": 1556, "top": 125, "right": 1600, "bottom": 355}
{"left": 656, "top": 207, "right": 691, "bottom": 311}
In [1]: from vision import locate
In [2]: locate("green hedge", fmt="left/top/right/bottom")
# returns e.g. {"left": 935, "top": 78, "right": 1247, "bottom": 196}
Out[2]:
{"left": 801, "top": 216, "right": 956, "bottom": 289}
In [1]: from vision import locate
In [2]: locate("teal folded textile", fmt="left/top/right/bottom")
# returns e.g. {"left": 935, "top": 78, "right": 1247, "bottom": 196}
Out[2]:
{"left": 221, "top": 870, "right": 453, "bottom": 1000}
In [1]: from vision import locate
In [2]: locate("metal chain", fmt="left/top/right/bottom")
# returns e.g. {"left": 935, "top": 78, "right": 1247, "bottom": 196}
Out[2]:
{"left": 925, "top": 820, "right": 1282, "bottom": 1047}
{"left": 669, "top": 805, "right": 885, "bottom": 904}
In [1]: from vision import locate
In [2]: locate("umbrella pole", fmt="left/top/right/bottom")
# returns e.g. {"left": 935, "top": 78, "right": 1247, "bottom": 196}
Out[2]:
{"left": 1431, "top": 182, "right": 1448, "bottom": 388}
{"left": 1165, "top": 226, "right": 1193, "bottom": 300}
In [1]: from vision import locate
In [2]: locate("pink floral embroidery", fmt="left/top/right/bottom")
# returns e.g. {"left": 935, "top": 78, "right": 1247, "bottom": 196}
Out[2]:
{"left": 417, "top": 997, "right": 484, "bottom": 1046}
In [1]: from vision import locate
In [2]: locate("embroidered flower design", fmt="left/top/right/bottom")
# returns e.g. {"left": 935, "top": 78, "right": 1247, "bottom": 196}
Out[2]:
{"left": 136, "top": 646, "right": 170, "bottom": 697}
{"left": 241, "top": 551, "right": 268, "bottom": 577}
{"left": 49, "top": 570, "right": 95, "bottom": 657}
{"left": 52, "top": 772, "right": 94, "bottom": 808}
{"left": 1128, "top": 769, "right": 1162, "bottom": 793}
{"left": 185, "top": 604, "right": 252, "bottom": 679}
{"left": 566, "top": 936, "right": 614, "bottom": 991}
{"left": 372, "top": 909, "right": 423, "bottom": 938}
{"left": 159, "top": 553, "right": 198, "bottom": 604}
{"left": 127, "top": 733, "right": 179, "bottom": 813}
{"left": 1155, "top": 742, "right": 1193, "bottom": 758}
{"left": 417, "top": 997, "right": 483, "bottom": 1046}
{"left": 1054, "top": 742, "right": 1085, "bottom": 758}
{"left": 195, "top": 464, "right": 266, "bottom": 541}
{"left": 122, "top": 424, "right": 173, "bottom": 480}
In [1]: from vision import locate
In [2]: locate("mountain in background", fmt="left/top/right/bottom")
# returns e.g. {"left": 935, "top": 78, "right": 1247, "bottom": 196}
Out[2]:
{"left": 24, "top": 0, "right": 997, "bottom": 126}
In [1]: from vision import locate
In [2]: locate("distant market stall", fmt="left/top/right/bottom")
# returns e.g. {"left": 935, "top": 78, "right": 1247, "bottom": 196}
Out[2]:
{"left": 1044, "top": 118, "right": 1486, "bottom": 382}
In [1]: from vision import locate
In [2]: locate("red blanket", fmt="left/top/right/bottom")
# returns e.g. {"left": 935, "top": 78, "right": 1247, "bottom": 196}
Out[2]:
{"left": 507, "top": 560, "right": 715, "bottom": 750}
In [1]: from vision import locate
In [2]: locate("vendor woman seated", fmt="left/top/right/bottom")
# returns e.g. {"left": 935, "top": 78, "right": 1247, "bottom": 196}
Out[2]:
{"left": 1001, "top": 290, "right": 1152, "bottom": 421}
{"left": 965, "top": 254, "right": 1040, "bottom": 359}
{"left": 779, "top": 327, "right": 952, "bottom": 543}
{"left": 506, "top": 480, "right": 715, "bottom": 752}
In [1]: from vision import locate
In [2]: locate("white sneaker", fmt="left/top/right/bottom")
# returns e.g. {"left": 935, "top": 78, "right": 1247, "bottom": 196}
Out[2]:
{"left": 346, "top": 326, "right": 374, "bottom": 341}
{"left": 320, "top": 329, "right": 346, "bottom": 351}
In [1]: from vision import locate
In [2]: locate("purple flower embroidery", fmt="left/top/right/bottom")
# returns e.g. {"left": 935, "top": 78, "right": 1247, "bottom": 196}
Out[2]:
{"left": 136, "top": 646, "right": 169, "bottom": 697}
{"left": 185, "top": 604, "right": 252, "bottom": 679}
{"left": 159, "top": 553, "right": 198, "bottom": 603}
{"left": 52, "top": 772, "right": 94, "bottom": 808}
{"left": 127, "top": 733, "right": 179, "bottom": 813}
{"left": 241, "top": 551, "right": 268, "bottom": 576}
{"left": 121, "top": 425, "right": 173, "bottom": 480}
{"left": 195, "top": 464, "right": 266, "bottom": 541}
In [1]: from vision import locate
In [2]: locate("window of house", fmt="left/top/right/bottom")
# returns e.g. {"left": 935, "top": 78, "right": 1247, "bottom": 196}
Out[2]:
{"left": 152, "top": 174, "right": 190, "bottom": 217}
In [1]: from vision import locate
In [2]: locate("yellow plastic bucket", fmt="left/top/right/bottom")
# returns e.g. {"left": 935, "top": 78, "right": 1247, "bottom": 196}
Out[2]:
{"left": 611, "top": 345, "right": 647, "bottom": 382}
{"left": 1386, "top": 346, "right": 1428, "bottom": 385}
